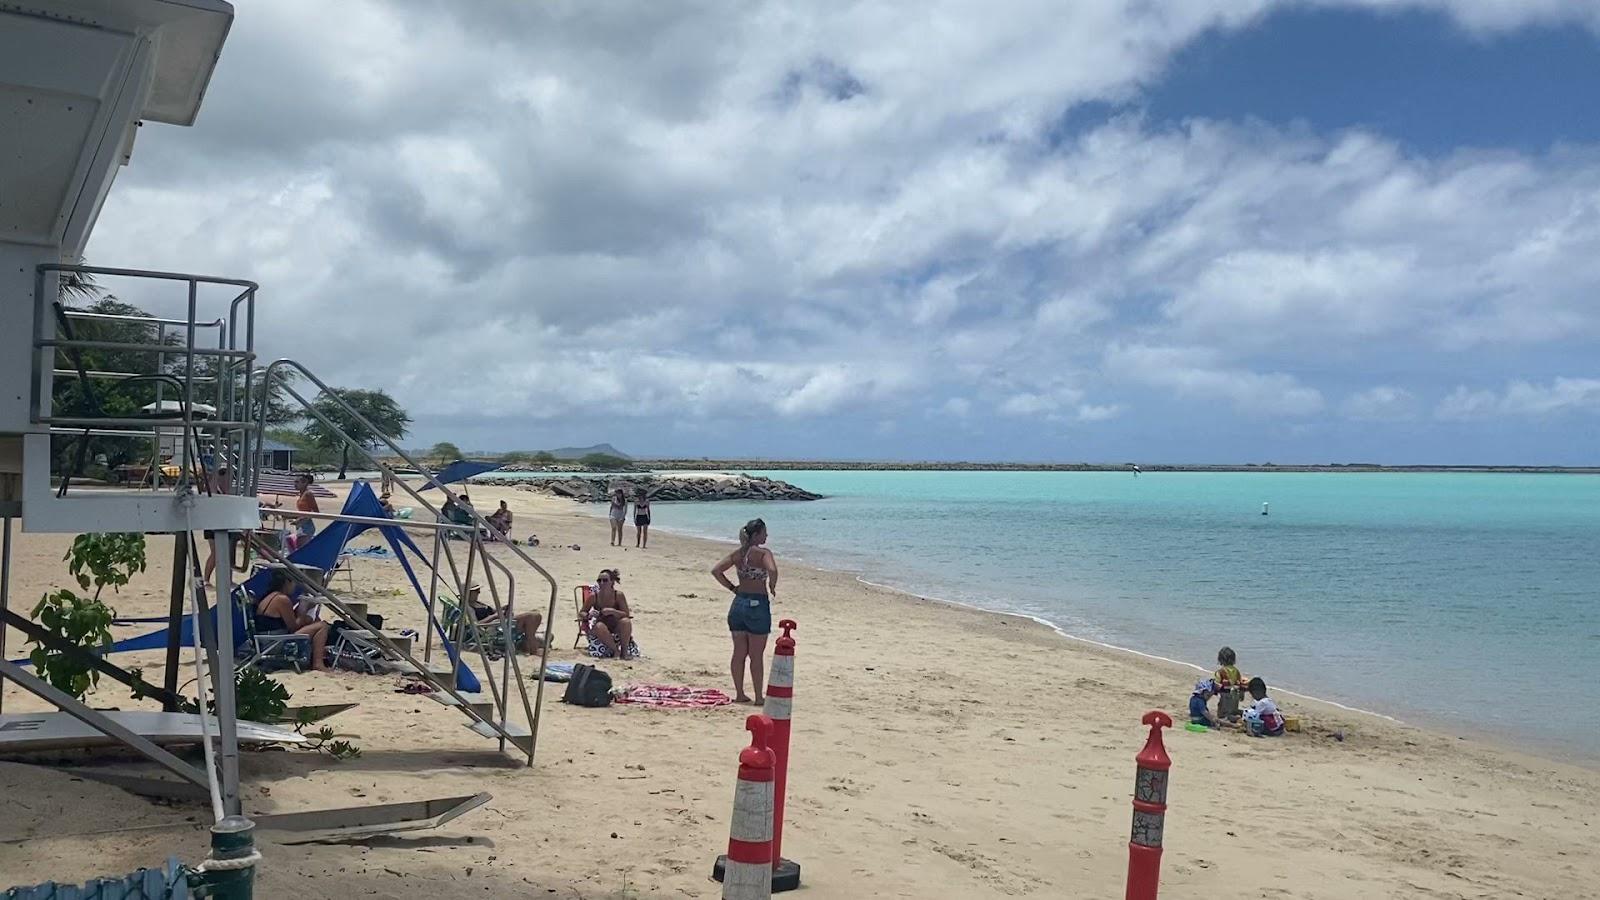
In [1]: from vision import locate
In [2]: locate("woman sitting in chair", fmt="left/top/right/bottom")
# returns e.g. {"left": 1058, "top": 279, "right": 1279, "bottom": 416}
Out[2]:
{"left": 582, "top": 568, "right": 639, "bottom": 659}
{"left": 486, "top": 500, "right": 513, "bottom": 540}
{"left": 466, "top": 588, "right": 545, "bottom": 655}
{"left": 255, "top": 569, "right": 331, "bottom": 671}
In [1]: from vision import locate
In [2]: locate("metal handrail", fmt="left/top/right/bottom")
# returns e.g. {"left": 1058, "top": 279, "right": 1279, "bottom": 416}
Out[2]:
{"left": 33, "top": 262, "right": 262, "bottom": 500}
{"left": 254, "top": 358, "right": 557, "bottom": 766}
{"left": 37, "top": 263, "right": 258, "bottom": 290}
{"left": 59, "top": 310, "right": 225, "bottom": 329}
{"left": 37, "top": 339, "right": 249, "bottom": 356}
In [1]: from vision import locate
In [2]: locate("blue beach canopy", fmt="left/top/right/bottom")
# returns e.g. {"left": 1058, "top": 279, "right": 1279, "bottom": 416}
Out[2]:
{"left": 420, "top": 460, "right": 503, "bottom": 489}
{"left": 28, "top": 481, "right": 482, "bottom": 693}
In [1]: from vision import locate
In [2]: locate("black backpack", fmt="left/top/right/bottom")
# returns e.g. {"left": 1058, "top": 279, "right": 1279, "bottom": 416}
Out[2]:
{"left": 562, "top": 664, "right": 613, "bottom": 707}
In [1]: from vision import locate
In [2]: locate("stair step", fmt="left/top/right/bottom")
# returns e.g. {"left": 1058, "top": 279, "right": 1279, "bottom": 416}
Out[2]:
{"left": 341, "top": 601, "right": 369, "bottom": 620}
{"left": 375, "top": 632, "right": 413, "bottom": 656}
{"left": 427, "top": 691, "right": 496, "bottom": 720}
{"left": 465, "top": 719, "right": 532, "bottom": 753}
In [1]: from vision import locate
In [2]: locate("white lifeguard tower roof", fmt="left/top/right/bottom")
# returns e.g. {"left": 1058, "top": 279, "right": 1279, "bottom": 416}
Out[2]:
{"left": 12, "top": 0, "right": 235, "bottom": 125}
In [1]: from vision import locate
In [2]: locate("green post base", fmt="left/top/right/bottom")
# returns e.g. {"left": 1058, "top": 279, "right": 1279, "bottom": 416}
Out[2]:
{"left": 197, "top": 815, "right": 256, "bottom": 899}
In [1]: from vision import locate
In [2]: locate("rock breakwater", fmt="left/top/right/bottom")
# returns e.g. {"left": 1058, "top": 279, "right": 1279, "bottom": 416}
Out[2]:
{"left": 472, "top": 474, "right": 822, "bottom": 502}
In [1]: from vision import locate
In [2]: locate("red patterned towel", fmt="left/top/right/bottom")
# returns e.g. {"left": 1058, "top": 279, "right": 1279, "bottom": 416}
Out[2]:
{"left": 614, "top": 684, "right": 733, "bottom": 708}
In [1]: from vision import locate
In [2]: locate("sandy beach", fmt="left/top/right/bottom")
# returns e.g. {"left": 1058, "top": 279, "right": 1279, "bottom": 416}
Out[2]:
{"left": 2, "top": 482, "right": 1598, "bottom": 898}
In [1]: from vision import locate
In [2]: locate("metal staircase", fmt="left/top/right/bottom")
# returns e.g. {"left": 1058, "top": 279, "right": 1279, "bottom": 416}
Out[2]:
{"left": 247, "top": 359, "right": 560, "bottom": 765}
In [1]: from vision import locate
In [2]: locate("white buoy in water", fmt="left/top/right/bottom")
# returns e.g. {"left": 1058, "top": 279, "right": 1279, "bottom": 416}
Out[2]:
{"left": 1262, "top": 502, "right": 1270, "bottom": 516}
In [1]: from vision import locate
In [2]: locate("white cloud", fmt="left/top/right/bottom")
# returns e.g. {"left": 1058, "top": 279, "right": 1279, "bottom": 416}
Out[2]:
{"left": 1105, "top": 344, "right": 1325, "bottom": 416}
{"left": 1436, "top": 378, "right": 1600, "bottom": 420}
{"left": 1076, "top": 403, "right": 1123, "bottom": 422}
{"left": 1342, "top": 386, "right": 1417, "bottom": 421}
{"left": 1000, "top": 393, "right": 1063, "bottom": 417}
{"left": 75, "top": 0, "right": 1600, "bottom": 457}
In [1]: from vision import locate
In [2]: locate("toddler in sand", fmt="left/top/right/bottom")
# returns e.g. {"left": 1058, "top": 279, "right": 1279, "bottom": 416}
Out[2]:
{"left": 1189, "top": 679, "right": 1216, "bottom": 727}
{"left": 1214, "top": 646, "right": 1244, "bottom": 722}
{"left": 1242, "top": 676, "right": 1286, "bottom": 737}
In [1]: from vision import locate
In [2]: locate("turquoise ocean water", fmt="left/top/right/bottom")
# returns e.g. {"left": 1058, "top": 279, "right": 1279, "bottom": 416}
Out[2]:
{"left": 555, "top": 471, "right": 1599, "bottom": 759}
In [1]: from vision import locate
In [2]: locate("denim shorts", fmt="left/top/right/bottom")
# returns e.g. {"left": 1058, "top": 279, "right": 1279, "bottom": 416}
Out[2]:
{"left": 727, "top": 593, "right": 771, "bottom": 635}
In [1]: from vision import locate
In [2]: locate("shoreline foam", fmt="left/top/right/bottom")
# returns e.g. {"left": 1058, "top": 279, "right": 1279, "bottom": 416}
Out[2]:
{"left": 569, "top": 500, "right": 1600, "bottom": 767}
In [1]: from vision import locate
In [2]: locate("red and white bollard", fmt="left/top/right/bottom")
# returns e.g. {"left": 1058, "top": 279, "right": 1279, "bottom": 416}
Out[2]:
{"left": 1126, "top": 710, "right": 1173, "bottom": 900}
{"left": 716, "top": 714, "right": 776, "bottom": 900}
{"left": 762, "top": 619, "right": 802, "bottom": 891}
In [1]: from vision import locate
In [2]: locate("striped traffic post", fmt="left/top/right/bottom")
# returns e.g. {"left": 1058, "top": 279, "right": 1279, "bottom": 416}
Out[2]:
{"left": 1126, "top": 710, "right": 1173, "bottom": 900}
{"left": 763, "top": 619, "right": 802, "bottom": 891}
{"left": 715, "top": 714, "right": 776, "bottom": 899}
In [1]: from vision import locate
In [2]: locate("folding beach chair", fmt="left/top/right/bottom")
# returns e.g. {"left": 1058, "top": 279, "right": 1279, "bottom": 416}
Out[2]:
{"left": 330, "top": 551, "right": 356, "bottom": 591}
{"left": 441, "top": 590, "right": 522, "bottom": 661}
{"left": 574, "top": 585, "right": 595, "bottom": 649}
{"left": 329, "top": 626, "right": 388, "bottom": 674}
{"left": 235, "top": 586, "right": 312, "bottom": 673}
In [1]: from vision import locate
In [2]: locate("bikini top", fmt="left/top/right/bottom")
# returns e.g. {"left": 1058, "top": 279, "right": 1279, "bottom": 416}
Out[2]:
{"left": 738, "top": 548, "right": 768, "bottom": 582}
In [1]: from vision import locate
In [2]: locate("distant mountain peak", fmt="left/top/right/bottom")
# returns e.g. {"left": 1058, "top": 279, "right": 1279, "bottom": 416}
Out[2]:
{"left": 549, "top": 443, "right": 631, "bottom": 460}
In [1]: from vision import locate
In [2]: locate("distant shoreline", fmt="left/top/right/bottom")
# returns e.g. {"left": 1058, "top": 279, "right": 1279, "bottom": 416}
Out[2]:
{"left": 639, "top": 459, "right": 1600, "bottom": 474}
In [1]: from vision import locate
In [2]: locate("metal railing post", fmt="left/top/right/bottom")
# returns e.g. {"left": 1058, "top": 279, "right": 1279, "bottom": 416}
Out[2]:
{"left": 0, "top": 516, "right": 11, "bottom": 715}
{"left": 210, "top": 528, "right": 241, "bottom": 816}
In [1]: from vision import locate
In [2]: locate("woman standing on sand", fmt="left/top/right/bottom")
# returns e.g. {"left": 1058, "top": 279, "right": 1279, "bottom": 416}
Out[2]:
{"left": 608, "top": 488, "right": 627, "bottom": 546}
{"left": 712, "top": 518, "right": 778, "bottom": 703}
{"left": 633, "top": 489, "right": 652, "bottom": 549}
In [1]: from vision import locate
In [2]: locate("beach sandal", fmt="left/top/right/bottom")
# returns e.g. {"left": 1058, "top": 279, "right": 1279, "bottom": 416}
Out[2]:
{"left": 395, "top": 681, "right": 436, "bottom": 695}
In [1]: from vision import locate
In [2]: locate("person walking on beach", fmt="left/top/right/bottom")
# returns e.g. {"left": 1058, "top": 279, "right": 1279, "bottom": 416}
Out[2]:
{"left": 712, "top": 518, "right": 777, "bottom": 704}
{"left": 292, "top": 473, "right": 319, "bottom": 549}
{"left": 633, "top": 489, "right": 652, "bottom": 549}
{"left": 608, "top": 488, "right": 628, "bottom": 546}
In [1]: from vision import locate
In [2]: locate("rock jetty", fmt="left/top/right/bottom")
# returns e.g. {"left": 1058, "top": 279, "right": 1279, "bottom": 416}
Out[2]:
{"left": 472, "top": 474, "right": 822, "bottom": 502}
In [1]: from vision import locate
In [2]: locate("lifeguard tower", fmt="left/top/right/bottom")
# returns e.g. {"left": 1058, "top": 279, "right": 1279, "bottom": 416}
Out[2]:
{"left": 0, "top": 0, "right": 260, "bottom": 812}
{"left": 1, "top": 2, "right": 561, "bottom": 889}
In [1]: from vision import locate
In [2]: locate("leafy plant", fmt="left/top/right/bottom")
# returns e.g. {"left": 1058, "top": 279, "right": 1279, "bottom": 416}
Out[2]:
{"left": 298, "top": 724, "right": 362, "bottom": 761}
{"left": 229, "top": 666, "right": 290, "bottom": 723}
{"left": 27, "top": 533, "right": 148, "bottom": 699}
{"left": 27, "top": 590, "right": 115, "bottom": 697}
{"left": 64, "top": 533, "right": 147, "bottom": 596}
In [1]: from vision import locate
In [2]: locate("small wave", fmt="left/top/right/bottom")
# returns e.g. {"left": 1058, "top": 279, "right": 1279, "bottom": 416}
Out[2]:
{"left": 853, "top": 575, "right": 1402, "bottom": 724}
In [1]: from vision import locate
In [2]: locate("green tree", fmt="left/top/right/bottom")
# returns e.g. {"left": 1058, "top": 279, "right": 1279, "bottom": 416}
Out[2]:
{"left": 579, "top": 452, "right": 630, "bottom": 470}
{"left": 302, "top": 388, "right": 412, "bottom": 478}
{"left": 532, "top": 451, "right": 557, "bottom": 464}
{"left": 429, "top": 441, "right": 464, "bottom": 464}
{"left": 50, "top": 297, "right": 177, "bottom": 477}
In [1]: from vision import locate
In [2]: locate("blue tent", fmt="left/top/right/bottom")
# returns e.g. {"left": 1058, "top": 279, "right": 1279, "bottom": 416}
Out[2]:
{"left": 420, "top": 460, "right": 503, "bottom": 489}
{"left": 92, "top": 481, "right": 480, "bottom": 692}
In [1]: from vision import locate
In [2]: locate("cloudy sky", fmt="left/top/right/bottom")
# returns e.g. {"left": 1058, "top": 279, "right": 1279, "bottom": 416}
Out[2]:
{"left": 89, "top": 1, "right": 1600, "bottom": 463}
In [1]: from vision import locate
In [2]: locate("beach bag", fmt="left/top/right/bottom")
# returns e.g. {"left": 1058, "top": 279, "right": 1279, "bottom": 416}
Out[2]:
{"left": 562, "top": 664, "right": 613, "bottom": 707}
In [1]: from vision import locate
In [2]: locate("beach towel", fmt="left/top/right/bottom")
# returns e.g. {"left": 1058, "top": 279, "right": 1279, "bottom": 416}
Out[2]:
{"left": 614, "top": 684, "right": 732, "bottom": 709}
{"left": 539, "top": 662, "right": 577, "bottom": 683}
{"left": 348, "top": 545, "right": 393, "bottom": 558}
{"left": 585, "top": 633, "right": 642, "bottom": 660}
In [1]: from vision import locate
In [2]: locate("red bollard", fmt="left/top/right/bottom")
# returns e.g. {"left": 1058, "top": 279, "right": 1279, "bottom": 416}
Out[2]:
{"left": 1126, "top": 710, "right": 1173, "bottom": 900}
{"left": 715, "top": 714, "right": 776, "bottom": 900}
{"left": 762, "top": 619, "right": 801, "bottom": 891}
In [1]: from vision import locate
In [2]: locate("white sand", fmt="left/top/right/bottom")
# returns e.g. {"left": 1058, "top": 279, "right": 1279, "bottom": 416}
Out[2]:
{"left": 1, "top": 483, "right": 1597, "bottom": 898}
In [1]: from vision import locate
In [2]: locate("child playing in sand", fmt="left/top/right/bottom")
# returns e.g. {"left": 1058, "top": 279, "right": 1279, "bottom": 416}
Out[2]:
{"left": 1242, "top": 676, "right": 1286, "bottom": 737}
{"left": 1189, "top": 679, "right": 1216, "bottom": 727}
{"left": 1214, "top": 647, "right": 1244, "bottom": 722}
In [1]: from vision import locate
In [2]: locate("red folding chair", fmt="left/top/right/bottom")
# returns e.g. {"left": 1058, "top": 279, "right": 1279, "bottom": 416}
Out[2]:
{"left": 573, "top": 584, "right": 595, "bottom": 649}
